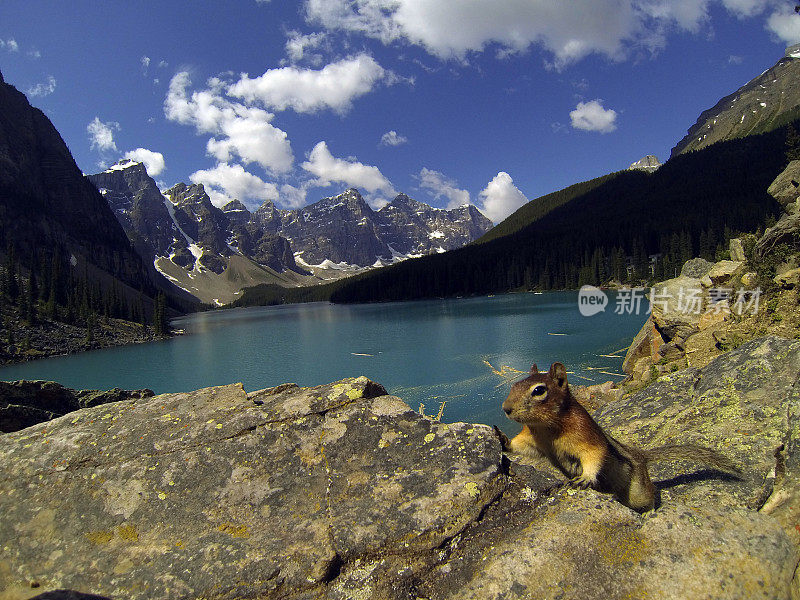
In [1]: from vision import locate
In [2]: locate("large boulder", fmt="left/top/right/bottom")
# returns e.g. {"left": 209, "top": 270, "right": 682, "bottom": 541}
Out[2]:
{"left": 768, "top": 159, "right": 800, "bottom": 209}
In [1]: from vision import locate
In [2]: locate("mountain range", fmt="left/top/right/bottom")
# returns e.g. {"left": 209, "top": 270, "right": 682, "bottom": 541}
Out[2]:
{"left": 88, "top": 162, "right": 492, "bottom": 304}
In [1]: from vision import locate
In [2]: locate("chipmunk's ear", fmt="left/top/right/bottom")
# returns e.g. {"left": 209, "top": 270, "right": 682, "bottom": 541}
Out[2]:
{"left": 550, "top": 363, "right": 568, "bottom": 389}
{"left": 530, "top": 364, "right": 538, "bottom": 374}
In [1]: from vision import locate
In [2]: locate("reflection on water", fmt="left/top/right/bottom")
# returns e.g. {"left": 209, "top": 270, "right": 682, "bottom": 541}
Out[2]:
{"left": 0, "top": 292, "right": 646, "bottom": 428}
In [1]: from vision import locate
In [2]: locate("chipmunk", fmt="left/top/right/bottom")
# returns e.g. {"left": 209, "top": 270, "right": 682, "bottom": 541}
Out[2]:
{"left": 495, "top": 362, "right": 741, "bottom": 512}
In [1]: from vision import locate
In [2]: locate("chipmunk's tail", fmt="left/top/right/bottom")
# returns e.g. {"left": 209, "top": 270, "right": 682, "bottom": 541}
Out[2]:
{"left": 644, "top": 444, "right": 742, "bottom": 475}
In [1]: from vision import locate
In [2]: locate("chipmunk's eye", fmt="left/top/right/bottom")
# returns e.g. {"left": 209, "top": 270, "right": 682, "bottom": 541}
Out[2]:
{"left": 530, "top": 384, "right": 547, "bottom": 398}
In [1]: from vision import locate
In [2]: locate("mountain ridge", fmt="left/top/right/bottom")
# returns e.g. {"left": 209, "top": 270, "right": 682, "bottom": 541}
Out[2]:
{"left": 89, "top": 162, "right": 492, "bottom": 304}
{"left": 671, "top": 52, "right": 800, "bottom": 156}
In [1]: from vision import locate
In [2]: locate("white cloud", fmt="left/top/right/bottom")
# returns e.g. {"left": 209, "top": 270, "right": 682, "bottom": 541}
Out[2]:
{"left": 123, "top": 148, "right": 166, "bottom": 176}
{"left": 279, "top": 183, "right": 311, "bottom": 209}
{"left": 380, "top": 130, "right": 408, "bottom": 147}
{"left": 0, "top": 39, "right": 19, "bottom": 52}
{"left": 285, "top": 30, "right": 328, "bottom": 64}
{"left": 720, "top": 0, "right": 769, "bottom": 18}
{"left": 227, "top": 53, "right": 388, "bottom": 114}
{"left": 766, "top": 7, "right": 800, "bottom": 45}
{"left": 87, "top": 117, "right": 120, "bottom": 152}
{"left": 27, "top": 75, "right": 56, "bottom": 97}
{"left": 478, "top": 172, "right": 528, "bottom": 223}
{"left": 165, "top": 71, "right": 294, "bottom": 174}
{"left": 418, "top": 168, "right": 470, "bottom": 209}
{"left": 141, "top": 56, "right": 151, "bottom": 73}
{"left": 302, "top": 141, "right": 397, "bottom": 204}
{"left": 306, "top": 0, "right": 647, "bottom": 65}
{"left": 304, "top": 0, "right": 784, "bottom": 66}
{"left": 190, "top": 162, "right": 279, "bottom": 209}
{"left": 570, "top": 99, "right": 618, "bottom": 133}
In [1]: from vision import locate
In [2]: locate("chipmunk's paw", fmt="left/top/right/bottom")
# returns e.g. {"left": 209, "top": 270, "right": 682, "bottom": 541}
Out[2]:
{"left": 568, "top": 474, "right": 594, "bottom": 490}
{"left": 493, "top": 425, "right": 512, "bottom": 451}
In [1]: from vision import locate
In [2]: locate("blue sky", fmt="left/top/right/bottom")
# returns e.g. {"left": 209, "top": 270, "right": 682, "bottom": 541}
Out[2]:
{"left": 1, "top": 1, "right": 799, "bottom": 223}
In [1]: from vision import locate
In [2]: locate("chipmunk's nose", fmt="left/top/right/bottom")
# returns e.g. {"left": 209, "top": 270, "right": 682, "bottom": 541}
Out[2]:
{"left": 502, "top": 403, "right": 512, "bottom": 415}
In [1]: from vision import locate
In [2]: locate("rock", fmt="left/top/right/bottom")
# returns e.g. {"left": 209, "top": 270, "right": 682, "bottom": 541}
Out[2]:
{"left": 741, "top": 271, "right": 758, "bottom": 286}
{"left": 0, "top": 380, "right": 154, "bottom": 433}
{"left": 776, "top": 267, "right": 800, "bottom": 287}
{"left": 598, "top": 336, "right": 800, "bottom": 514}
{"left": 698, "top": 303, "right": 730, "bottom": 330}
{"left": 650, "top": 275, "right": 705, "bottom": 342}
{"left": 768, "top": 159, "right": 800, "bottom": 208}
{"left": 0, "top": 377, "right": 505, "bottom": 599}
{"left": 680, "top": 258, "right": 715, "bottom": 279}
{"left": 755, "top": 211, "right": 800, "bottom": 259}
{"left": 627, "top": 155, "right": 662, "bottom": 172}
{"left": 707, "top": 259, "right": 743, "bottom": 285}
{"left": 730, "top": 237, "right": 747, "bottom": 262}
{"left": 622, "top": 318, "right": 664, "bottom": 375}
{"left": 422, "top": 494, "right": 793, "bottom": 600}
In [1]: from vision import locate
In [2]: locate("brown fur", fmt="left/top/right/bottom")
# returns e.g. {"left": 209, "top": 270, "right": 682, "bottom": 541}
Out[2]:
{"left": 498, "top": 363, "right": 741, "bottom": 512}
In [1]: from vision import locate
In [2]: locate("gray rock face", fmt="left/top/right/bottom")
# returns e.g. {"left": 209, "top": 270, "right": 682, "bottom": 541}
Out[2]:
{"left": 254, "top": 188, "right": 493, "bottom": 267}
{"left": 627, "top": 155, "right": 662, "bottom": 172}
{"left": 378, "top": 194, "right": 493, "bottom": 258}
{"left": 4, "top": 340, "right": 800, "bottom": 599}
{"left": 88, "top": 161, "right": 179, "bottom": 261}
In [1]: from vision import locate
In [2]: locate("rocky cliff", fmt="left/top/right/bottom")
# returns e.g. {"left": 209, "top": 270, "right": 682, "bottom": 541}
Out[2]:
{"left": 2, "top": 346, "right": 798, "bottom": 599}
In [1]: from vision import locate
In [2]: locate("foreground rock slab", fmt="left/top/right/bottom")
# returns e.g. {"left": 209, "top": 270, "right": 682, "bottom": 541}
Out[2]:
{"left": 0, "top": 377, "right": 504, "bottom": 599}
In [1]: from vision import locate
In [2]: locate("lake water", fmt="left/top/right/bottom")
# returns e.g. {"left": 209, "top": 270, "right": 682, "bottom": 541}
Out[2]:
{"left": 0, "top": 292, "right": 647, "bottom": 429}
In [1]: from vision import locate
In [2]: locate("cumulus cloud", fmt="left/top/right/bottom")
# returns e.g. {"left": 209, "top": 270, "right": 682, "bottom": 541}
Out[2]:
{"left": 123, "top": 148, "right": 166, "bottom": 176}
{"left": 228, "top": 53, "right": 388, "bottom": 114}
{"left": 302, "top": 141, "right": 397, "bottom": 204}
{"left": 190, "top": 162, "right": 279, "bottom": 209}
{"left": 570, "top": 100, "right": 618, "bottom": 133}
{"left": 303, "top": 0, "right": 785, "bottom": 66}
{"left": 478, "top": 172, "right": 528, "bottom": 223}
{"left": 165, "top": 71, "right": 294, "bottom": 175}
{"left": 380, "top": 130, "right": 408, "bottom": 147}
{"left": 87, "top": 117, "right": 120, "bottom": 152}
{"left": 766, "top": 7, "right": 800, "bottom": 45}
{"left": 27, "top": 75, "right": 56, "bottom": 97}
{"left": 418, "top": 168, "right": 470, "bottom": 209}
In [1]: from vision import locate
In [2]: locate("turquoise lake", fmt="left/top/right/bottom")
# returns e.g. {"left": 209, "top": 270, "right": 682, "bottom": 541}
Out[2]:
{"left": 0, "top": 292, "right": 647, "bottom": 429}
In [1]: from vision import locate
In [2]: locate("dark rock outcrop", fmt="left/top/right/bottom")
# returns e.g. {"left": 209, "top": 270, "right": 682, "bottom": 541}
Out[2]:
{"left": 0, "top": 380, "right": 153, "bottom": 433}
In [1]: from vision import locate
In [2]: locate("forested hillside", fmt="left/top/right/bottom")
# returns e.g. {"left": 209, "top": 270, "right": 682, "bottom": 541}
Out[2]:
{"left": 235, "top": 123, "right": 794, "bottom": 307}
